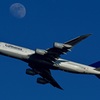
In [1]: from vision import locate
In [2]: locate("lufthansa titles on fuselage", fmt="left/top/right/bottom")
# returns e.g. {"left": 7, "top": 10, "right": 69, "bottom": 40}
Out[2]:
{"left": 5, "top": 44, "right": 22, "bottom": 51}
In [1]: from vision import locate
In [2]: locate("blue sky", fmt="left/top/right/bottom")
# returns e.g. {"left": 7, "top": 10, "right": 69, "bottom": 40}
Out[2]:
{"left": 0, "top": 0, "right": 100, "bottom": 100}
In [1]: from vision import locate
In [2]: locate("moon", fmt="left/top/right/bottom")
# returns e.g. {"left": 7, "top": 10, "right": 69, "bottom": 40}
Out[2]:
{"left": 10, "top": 3, "right": 26, "bottom": 18}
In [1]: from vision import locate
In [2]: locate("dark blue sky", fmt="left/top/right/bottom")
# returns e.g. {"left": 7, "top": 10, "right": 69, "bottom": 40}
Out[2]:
{"left": 0, "top": 0, "right": 100, "bottom": 100}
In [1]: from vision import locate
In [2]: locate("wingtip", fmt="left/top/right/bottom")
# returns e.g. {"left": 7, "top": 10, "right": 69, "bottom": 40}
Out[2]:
{"left": 86, "top": 33, "right": 92, "bottom": 36}
{"left": 57, "top": 86, "right": 64, "bottom": 90}
{"left": 79, "top": 33, "right": 92, "bottom": 39}
{"left": 60, "top": 87, "right": 64, "bottom": 90}
{"left": 83, "top": 33, "right": 92, "bottom": 37}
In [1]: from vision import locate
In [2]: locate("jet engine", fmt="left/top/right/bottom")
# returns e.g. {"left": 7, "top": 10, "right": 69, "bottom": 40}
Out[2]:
{"left": 35, "top": 49, "right": 47, "bottom": 55}
{"left": 26, "top": 68, "right": 37, "bottom": 76}
{"left": 54, "top": 42, "right": 64, "bottom": 49}
{"left": 37, "top": 77, "right": 48, "bottom": 84}
{"left": 54, "top": 42, "right": 72, "bottom": 49}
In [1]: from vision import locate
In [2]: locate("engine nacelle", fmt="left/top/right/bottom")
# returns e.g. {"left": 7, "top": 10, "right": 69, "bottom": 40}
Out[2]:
{"left": 54, "top": 42, "right": 72, "bottom": 49}
{"left": 37, "top": 78, "right": 48, "bottom": 84}
{"left": 26, "top": 68, "right": 37, "bottom": 76}
{"left": 35, "top": 49, "right": 47, "bottom": 55}
{"left": 54, "top": 42, "right": 64, "bottom": 49}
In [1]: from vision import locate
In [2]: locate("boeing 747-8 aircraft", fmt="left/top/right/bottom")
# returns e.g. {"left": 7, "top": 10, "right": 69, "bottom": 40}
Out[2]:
{"left": 0, "top": 34, "right": 100, "bottom": 90}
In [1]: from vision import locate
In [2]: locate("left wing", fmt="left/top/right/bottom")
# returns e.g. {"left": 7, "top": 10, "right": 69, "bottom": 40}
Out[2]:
{"left": 29, "top": 64, "right": 63, "bottom": 90}
{"left": 43, "top": 34, "right": 91, "bottom": 63}
{"left": 31, "top": 34, "right": 91, "bottom": 64}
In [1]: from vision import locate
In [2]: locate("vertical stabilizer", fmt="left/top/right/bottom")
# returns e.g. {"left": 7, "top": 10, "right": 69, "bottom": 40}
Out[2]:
{"left": 89, "top": 61, "right": 100, "bottom": 68}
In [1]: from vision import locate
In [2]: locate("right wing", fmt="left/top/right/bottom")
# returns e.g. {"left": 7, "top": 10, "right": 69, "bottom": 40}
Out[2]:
{"left": 38, "top": 68, "right": 63, "bottom": 90}
{"left": 29, "top": 64, "right": 63, "bottom": 90}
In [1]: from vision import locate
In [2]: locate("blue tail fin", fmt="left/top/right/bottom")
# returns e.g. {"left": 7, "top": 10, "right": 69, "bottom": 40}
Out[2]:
{"left": 89, "top": 61, "right": 100, "bottom": 68}
{"left": 90, "top": 61, "right": 100, "bottom": 79}
{"left": 96, "top": 75, "right": 100, "bottom": 79}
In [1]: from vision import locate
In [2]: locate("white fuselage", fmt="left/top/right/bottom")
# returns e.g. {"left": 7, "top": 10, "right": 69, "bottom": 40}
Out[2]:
{"left": 0, "top": 42, "right": 34, "bottom": 60}
{"left": 0, "top": 42, "right": 100, "bottom": 75}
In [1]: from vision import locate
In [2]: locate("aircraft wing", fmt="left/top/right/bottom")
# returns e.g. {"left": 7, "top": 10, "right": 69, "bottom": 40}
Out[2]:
{"left": 38, "top": 68, "right": 63, "bottom": 90}
{"left": 29, "top": 64, "right": 63, "bottom": 90}
{"left": 44, "top": 34, "right": 91, "bottom": 62}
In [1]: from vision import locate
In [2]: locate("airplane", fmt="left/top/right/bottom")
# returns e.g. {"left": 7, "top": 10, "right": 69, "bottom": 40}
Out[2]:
{"left": 0, "top": 34, "right": 100, "bottom": 90}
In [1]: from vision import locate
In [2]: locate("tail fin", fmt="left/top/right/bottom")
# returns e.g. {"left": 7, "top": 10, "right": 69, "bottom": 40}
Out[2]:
{"left": 89, "top": 61, "right": 100, "bottom": 68}
{"left": 89, "top": 61, "right": 100, "bottom": 71}
{"left": 96, "top": 75, "right": 100, "bottom": 79}
{"left": 89, "top": 61, "right": 100, "bottom": 79}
